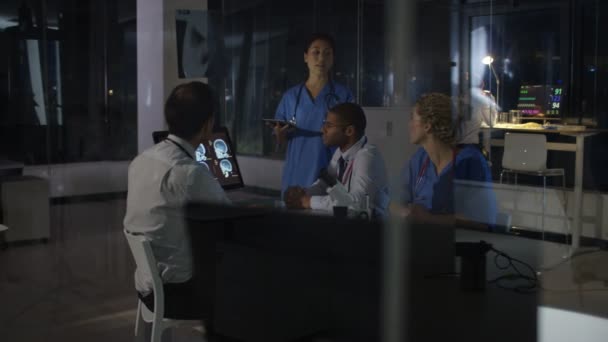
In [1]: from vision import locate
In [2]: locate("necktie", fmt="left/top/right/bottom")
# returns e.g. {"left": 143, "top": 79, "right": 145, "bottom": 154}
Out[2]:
{"left": 338, "top": 157, "right": 346, "bottom": 183}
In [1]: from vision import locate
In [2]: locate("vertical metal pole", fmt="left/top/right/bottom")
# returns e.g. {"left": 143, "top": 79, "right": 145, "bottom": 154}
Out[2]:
{"left": 384, "top": 2, "right": 415, "bottom": 341}
{"left": 356, "top": 0, "right": 363, "bottom": 103}
{"left": 571, "top": 135, "right": 585, "bottom": 252}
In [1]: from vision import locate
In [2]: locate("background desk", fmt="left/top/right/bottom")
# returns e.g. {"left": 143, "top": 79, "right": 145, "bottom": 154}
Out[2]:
{"left": 482, "top": 126, "right": 605, "bottom": 253}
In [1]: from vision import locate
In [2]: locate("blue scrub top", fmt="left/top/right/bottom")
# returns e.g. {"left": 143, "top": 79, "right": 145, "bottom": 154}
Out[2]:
{"left": 275, "top": 81, "right": 354, "bottom": 194}
{"left": 401, "top": 145, "right": 497, "bottom": 227}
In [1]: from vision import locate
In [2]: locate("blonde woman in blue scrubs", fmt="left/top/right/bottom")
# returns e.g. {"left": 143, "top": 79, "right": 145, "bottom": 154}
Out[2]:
{"left": 400, "top": 93, "right": 497, "bottom": 229}
{"left": 272, "top": 33, "right": 354, "bottom": 196}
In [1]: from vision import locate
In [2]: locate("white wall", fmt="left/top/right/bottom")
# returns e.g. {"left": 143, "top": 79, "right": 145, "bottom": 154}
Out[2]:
{"left": 163, "top": 0, "right": 208, "bottom": 97}
{"left": 137, "top": 0, "right": 208, "bottom": 153}
{"left": 494, "top": 183, "right": 608, "bottom": 241}
{"left": 136, "top": 0, "right": 165, "bottom": 153}
{"left": 23, "top": 161, "right": 129, "bottom": 198}
{"left": 363, "top": 106, "right": 415, "bottom": 193}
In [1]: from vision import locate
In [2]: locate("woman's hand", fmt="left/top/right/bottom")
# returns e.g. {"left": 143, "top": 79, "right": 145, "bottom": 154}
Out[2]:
{"left": 408, "top": 204, "right": 432, "bottom": 220}
{"left": 389, "top": 203, "right": 432, "bottom": 221}
{"left": 273, "top": 123, "right": 291, "bottom": 146}
{"left": 390, "top": 202, "right": 411, "bottom": 218}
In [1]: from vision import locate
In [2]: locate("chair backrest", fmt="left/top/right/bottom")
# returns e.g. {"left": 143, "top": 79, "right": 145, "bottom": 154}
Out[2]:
{"left": 124, "top": 231, "right": 163, "bottom": 296}
{"left": 152, "top": 131, "right": 169, "bottom": 144}
{"left": 502, "top": 132, "right": 547, "bottom": 172}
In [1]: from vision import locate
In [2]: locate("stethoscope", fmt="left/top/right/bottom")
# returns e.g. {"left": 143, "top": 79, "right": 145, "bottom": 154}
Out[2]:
{"left": 414, "top": 149, "right": 457, "bottom": 200}
{"left": 339, "top": 137, "right": 368, "bottom": 191}
{"left": 165, "top": 138, "right": 194, "bottom": 160}
{"left": 290, "top": 81, "right": 340, "bottom": 126}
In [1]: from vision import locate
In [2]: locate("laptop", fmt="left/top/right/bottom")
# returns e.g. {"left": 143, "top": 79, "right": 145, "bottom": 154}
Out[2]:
{"left": 152, "top": 127, "right": 245, "bottom": 190}
{"left": 152, "top": 128, "right": 278, "bottom": 204}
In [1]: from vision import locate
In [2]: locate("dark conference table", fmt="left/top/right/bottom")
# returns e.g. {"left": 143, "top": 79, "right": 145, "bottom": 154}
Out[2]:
{"left": 185, "top": 202, "right": 607, "bottom": 342}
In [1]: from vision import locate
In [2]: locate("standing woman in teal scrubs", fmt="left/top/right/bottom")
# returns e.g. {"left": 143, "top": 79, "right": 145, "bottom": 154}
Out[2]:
{"left": 273, "top": 33, "right": 354, "bottom": 195}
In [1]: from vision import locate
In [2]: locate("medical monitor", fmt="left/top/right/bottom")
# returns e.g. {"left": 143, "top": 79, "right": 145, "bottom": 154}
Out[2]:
{"left": 152, "top": 127, "right": 244, "bottom": 190}
{"left": 516, "top": 85, "right": 564, "bottom": 117}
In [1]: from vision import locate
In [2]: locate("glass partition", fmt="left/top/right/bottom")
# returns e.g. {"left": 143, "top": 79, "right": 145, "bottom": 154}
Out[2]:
{"left": 0, "top": 0, "right": 137, "bottom": 165}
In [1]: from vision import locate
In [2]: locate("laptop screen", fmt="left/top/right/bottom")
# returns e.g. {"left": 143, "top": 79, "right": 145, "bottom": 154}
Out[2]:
{"left": 152, "top": 127, "right": 245, "bottom": 190}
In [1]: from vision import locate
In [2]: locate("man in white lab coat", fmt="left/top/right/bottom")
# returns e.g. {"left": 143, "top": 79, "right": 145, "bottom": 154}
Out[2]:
{"left": 124, "top": 81, "right": 230, "bottom": 319}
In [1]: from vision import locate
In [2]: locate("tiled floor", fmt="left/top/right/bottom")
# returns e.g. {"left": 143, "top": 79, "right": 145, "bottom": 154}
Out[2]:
{"left": 0, "top": 198, "right": 204, "bottom": 342}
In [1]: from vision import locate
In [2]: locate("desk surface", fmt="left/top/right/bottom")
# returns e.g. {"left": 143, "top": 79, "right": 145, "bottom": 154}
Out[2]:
{"left": 226, "top": 188, "right": 279, "bottom": 206}
{"left": 483, "top": 124, "right": 607, "bottom": 135}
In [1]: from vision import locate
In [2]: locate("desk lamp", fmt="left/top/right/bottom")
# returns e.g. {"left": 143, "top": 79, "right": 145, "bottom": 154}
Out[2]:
{"left": 482, "top": 56, "right": 500, "bottom": 111}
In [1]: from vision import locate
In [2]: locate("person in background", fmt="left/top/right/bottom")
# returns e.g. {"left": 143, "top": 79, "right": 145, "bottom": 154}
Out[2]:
{"left": 284, "top": 102, "right": 389, "bottom": 218}
{"left": 398, "top": 92, "right": 497, "bottom": 229}
{"left": 457, "top": 82, "right": 498, "bottom": 147}
{"left": 124, "top": 81, "right": 229, "bottom": 320}
{"left": 272, "top": 33, "right": 354, "bottom": 196}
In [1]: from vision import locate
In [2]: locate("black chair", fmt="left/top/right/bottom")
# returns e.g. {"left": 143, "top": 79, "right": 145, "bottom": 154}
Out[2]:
{"left": 152, "top": 131, "right": 169, "bottom": 144}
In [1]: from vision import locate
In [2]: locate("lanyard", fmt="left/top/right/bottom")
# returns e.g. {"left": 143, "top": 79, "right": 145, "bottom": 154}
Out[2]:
{"left": 339, "top": 138, "right": 367, "bottom": 191}
{"left": 166, "top": 138, "right": 194, "bottom": 160}
{"left": 291, "top": 81, "right": 337, "bottom": 125}
{"left": 414, "top": 148, "right": 457, "bottom": 197}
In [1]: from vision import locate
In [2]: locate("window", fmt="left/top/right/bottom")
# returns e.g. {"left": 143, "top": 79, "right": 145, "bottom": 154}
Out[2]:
{"left": 469, "top": 8, "right": 564, "bottom": 115}
{"left": 0, "top": 0, "right": 137, "bottom": 165}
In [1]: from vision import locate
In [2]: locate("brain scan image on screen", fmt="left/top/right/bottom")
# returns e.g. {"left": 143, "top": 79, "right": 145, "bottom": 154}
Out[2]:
{"left": 195, "top": 144, "right": 207, "bottom": 163}
{"left": 220, "top": 159, "right": 233, "bottom": 178}
{"left": 213, "top": 139, "right": 230, "bottom": 159}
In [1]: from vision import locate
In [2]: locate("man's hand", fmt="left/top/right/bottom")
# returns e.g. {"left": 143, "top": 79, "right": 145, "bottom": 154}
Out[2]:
{"left": 300, "top": 194, "right": 311, "bottom": 209}
{"left": 284, "top": 186, "right": 308, "bottom": 209}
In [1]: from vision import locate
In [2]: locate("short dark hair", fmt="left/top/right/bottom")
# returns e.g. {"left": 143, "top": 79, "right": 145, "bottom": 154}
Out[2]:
{"left": 164, "top": 82, "right": 215, "bottom": 140}
{"left": 304, "top": 32, "right": 336, "bottom": 53}
{"left": 329, "top": 102, "right": 366, "bottom": 139}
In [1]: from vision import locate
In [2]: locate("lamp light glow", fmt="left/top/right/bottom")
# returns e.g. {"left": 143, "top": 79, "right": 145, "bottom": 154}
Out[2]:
{"left": 482, "top": 56, "right": 494, "bottom": 65}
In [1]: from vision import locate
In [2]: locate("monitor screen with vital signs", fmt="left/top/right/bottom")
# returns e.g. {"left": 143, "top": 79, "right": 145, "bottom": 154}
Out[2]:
{"left": 517, "top": 85, "right": 564, "bottom": 117}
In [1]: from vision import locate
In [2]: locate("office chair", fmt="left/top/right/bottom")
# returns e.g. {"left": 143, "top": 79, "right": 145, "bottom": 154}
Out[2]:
{"left": 124, "top": 231, "right": 203, "bottom": 342}
{"left": 499, "top": 132, "right": 568, "bottom": 241}
{"left": 152, "top": 131, "right": 169, "bottom": 144}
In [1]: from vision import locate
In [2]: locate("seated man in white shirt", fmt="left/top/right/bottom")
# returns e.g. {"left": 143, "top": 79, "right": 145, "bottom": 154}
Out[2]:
{"left": 284, "top": 102, "right": 390, "bottom": 218}
{"left": 124, "top": 81, "right": 230, "bottom": 320}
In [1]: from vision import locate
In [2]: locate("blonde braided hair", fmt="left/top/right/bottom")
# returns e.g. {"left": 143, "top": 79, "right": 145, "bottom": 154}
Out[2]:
{"left": 415, "top": 93, "right": 456, "bottom": 146}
